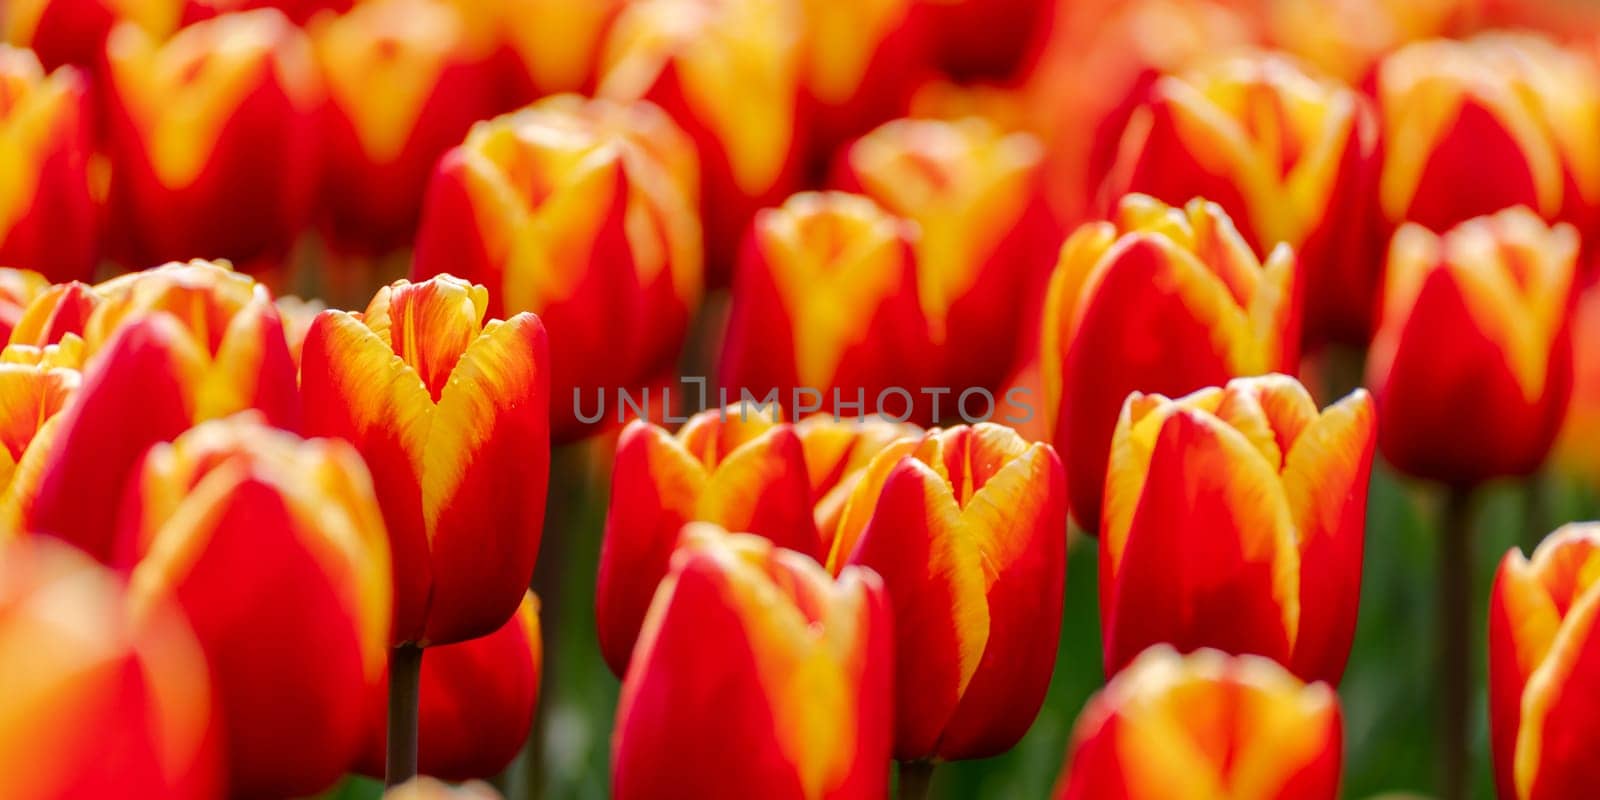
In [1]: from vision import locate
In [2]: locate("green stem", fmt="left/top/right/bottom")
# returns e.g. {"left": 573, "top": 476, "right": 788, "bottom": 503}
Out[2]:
{"left": 386, "top": 644, "right": 424, "bottom": 787}
{"left": 1437, "top": 486, "right": 1475, "bottom": 800}
{"left": 897, "top": 760, "right": 934, "bottom": 800}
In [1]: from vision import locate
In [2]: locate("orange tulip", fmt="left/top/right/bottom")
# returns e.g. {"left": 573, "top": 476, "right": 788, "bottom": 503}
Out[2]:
{"left": 1052, "top": 646, "right": 1344, "bottom": 800}
{"left": 300, "top": 274, "right": 550, "bottom": 647}
{"left": 115, "top": 415, "right": 392, "bottom": 799}
{"left": 1490, "top": 523, "right": 1600, "bottom": 800}
{"left": 1103, "top": 53, "right": 1379, "bottom": 345}
{"left": 1100, "top": 375, "right": 1375, "bottom": 684}
{"left": 0, "top": 535, "right": 219, "bottom": 800}
{"left": 1042, "top": 194, "right": 1300, "bottom": 531}
{"left": 104, "top": 9, "right": 323, "bottom": 268}
{"left": 828, "top": 422, "right": 1067, "bottom": 760}
{"left": 2, "top": 0, "right": 182, "bottom": 70}
{"left": 1366, "top": 207, "right": 1577, "bottom": 484}
{"left": 0, "top": 48, "right": 98, "bottom": 282}
{"left": 612, "top": 524, "right": 893, "bottom": 799}
{"left": 411, "top": 95, "right": 701, "bottom": 443}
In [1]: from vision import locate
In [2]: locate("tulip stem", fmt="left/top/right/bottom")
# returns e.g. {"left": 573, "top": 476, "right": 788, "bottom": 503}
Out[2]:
{"left": 1437, "top": 486, "right": 1474, "bottom": 800}
{"left": 897, "top": 760, "right": 934, "bottom": 800}
{"left": 386, "top": 643, "right": 424, "bottom": 787}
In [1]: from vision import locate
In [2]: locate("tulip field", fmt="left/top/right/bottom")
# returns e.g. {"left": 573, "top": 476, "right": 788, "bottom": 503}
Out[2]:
{"left": 11, "top": 0, "right": 1600, "bottom": 799}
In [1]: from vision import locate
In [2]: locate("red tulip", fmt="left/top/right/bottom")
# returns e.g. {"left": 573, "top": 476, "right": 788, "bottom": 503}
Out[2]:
{"left": 0, "top": 47, "right": 98, "bottom": 282}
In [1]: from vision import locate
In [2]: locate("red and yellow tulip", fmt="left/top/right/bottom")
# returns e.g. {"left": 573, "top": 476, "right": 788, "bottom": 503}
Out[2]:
{"left": 1042, "top": 194, "right": 1300, "bottom": 531}
{"left": 300, "top": 274, "right": 550, "bottom": 647}
{"left": 795, "top": 0, "right": 924, "bottom": 163}
{"left": 0, "top": 47, "right": 98, "bottom": 282}
{"left": 0, "top": 268, "right": 49, "bottom": 344}
{"left": 828, "top": 422, "right": 1067, "bottom": 760}
{"left": 1052, "top": 646, "right": 1344, "bottom": 800}
{"left": 0, "top": 337, "right": 81, "bottom": 508}
{"left": 612, "top": 523, "right": 893, "bottom": 799}
{"left": 490, "top": 0, "right": 624, "bottom": 97}
{"left": 1366, "top": 207, "right": 1577, "bottom": 485}
{"left": 1101, "top": 375, "right": 1375, "bottom": 684}
{"left": 2, "top": 0, "right": 183, "bottom": 70}
{"left": 1552, "top": 285, "right": 1600, "bottom": 487}
{"left": 6, "top": 277, "right": 97, "bottom": 347}
{"left": 1260, "top": 0, "right": 1470, "bottom": 84}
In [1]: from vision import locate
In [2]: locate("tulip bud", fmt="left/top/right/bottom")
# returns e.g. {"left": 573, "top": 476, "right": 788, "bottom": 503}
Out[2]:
{"left": 613, "top": 524, "right": 893, "bottom": 799}
{"left": 0, "top": 48, "right": 98, "bottom": 282}
{"left": 834, "top": 117, "right": 1055, "bottom": 393}
{"left": 1052, "top": 646, "right": 1343, "bottom": 800}
{"left": 1043, "top": 194, "right": 1300, "bottom": 531}
{"left": 104, "top": 9, "right": 322, "bottom": 268}
{"left": 829, "top": 422, "right": 1067, "bottom": 760}
{"left": 117, "top": 415, "right": 392, "bottom": 799}
{"left": 411, "top": 95, "right": 701, "bottom": 442}
{"left": 301, "top": 274, "right": 550, "bottom": 646}
{"left": 0, "top": 536, "right": 219, "bottom": 799}
{"left": 1366, "top": 207, "right": 1577, "bottom": 485}
{"left": 598, "top": 0, "right": 804, "bottom": 280}
{"left": 1101, "top": 375, "right": 1374, "bottom": 683}
{"left": 719, "top": 191, "right": 934, "bottom": 423}
{"left": 1376, "top": 34, "right": 1600, "bottom": 237}
{"left": 1490, "top": 523, "right": 1600, "bottom": 800}
{"left": 1104, "top": 53, "right": 1379, "bottom": 345}
{"left": 597, "top": 406, "right": 819, "bottom": 675}
{"left": 3, "top": 0, "right": 183, "bottom": 70}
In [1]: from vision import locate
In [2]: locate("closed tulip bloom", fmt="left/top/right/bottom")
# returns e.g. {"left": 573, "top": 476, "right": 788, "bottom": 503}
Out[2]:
{"left": 1043, "top": 194, "right": 1300, "bottom": 531}
{"left": 1376, "top": 34, "right": 1600, "bottom": 237}
{"left": 412, "top": 95, "right": 701, "bottom": 443}
{"left": 493, "top": 0, "right": 624, "bottom": 96}
{"left": 2, "top": 0, "right": 182, "bottom": 70}
{"left": 796, "top": 0, "right": 924, "bottom": 163}
{"left": 104, "top": 9, "right": 322, "bottom": 268}
{"left": 828, "top": 422, "right": 1067, "bottom": 760}
{"left": 1053, "top": 646, "right": 1344, "bottom": 800}
{"left": 0, "top": 48, "right": 97, "bottom": 282}
{"left": 796, "top": 413, "right": 919, "bottom": 537}
{"left": 0, "top": 536, "right": 219, "bottom": 800}
{"left": 301, "top": 274, "right": 550, "bottom": 647}
{"left": 1489, "top": 523, "right": 1600, "bottom": 800}
{"left": 613, "top": 524, "right": 893, "bottom": 800}
{"left": 1366, "top": 207, "right": 1577, "bottom": 484}
{"left": 117, "top": 416, "right": 392, "bottom": 799}
{"left": 1101, "top": 375, "right": 1375, "bottom": 683}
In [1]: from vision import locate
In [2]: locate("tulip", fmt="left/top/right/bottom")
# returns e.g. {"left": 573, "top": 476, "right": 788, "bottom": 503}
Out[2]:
{"left": 1552, "top": 285, "right": 1600, "bottom": 487}
{"left": 274, "top": 293, "right": 323, "bottom": 369}
{"left": 833, "top": 117, "right": 1055, "bottom": 394}
{"left": 309, "top": 0, "right": 500, "bottom": 254}
{"left": 0, "top": 337, "right": 80, "bottom": 493}
{"left": 598, "top": 0, "right": 803, "bottom": 280}
{"left": 0, "top": 268, "right": 49, "bottom": 343}
{"left": 1100, "top": 375, "right": 1374, "bottom": 683}
{"left": 597, "top": 406, "right": 819, "bottom": 675}
{"left": 1052, "top": 645, "right": 1344, "bottom": 800}
{"left": 117, "top": 415, "right": 392, "bottom": 799}
{"left": 411, "top": 95, "right": 701, "bottom": 443}
{"left": 1489, "top": 523, "right": 1600, "bottom": 800}
{"left": 796, "top": 413, "right": 918, "bottom": 537}
{"left": 357, "top": 592, "right": 541, "bottom": 781}
{"left": 1366, "top": 207, "right": 1576, "bottom": 485}
{"left": 0, "top": 536, "right": 219, "bottom": 799}
{"left": 1103, "top": 53, "right": 1379, "bottom": 345}
{"left": 6, "top": 278, "right": 98, "bottom": 347}
{"left": 828, "top": 422, "right": 1067, "bottom": 761}
{"left": 612, "top": 523, "right": 893, "bottom": 799}
{"left": 1375, "top": 34, "right": 1600, "bottom": 237}
{"left": 0, "top": 48, "right": 98, "bottom": 282}
{"left": 795, "top": 0, "right": 925, "bottom": 165}
{"left": 301, "top": 274, "right": 549, "bottom": 647}
{"left": 2, "top": 0, "right": 182, "bottom": 70}
{"left": 103, "top": 8, "right": 322, "bottom": 268}
{"left": 184, "top": 0, "right": 352, "bottom": 25}
{"left": 1260, "top": 0, "right": 1468, "bottom": 84}
{"left": 1042, "top": 193, "right": 1300, "bottom": 531}
{"left": 913, "top": 0, "right": 1053, "bottom": 80}
{"left": 719, "top": 191, "right": 934, "bottom": 423}
{"left": 492, "top": 0, "right": 624, "bottom": 97}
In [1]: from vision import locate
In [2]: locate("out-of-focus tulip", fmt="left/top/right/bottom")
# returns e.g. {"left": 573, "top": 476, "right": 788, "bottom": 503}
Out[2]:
{"left": 184, "top": 0, "right": 351, "bottom": 26}
{"left": 274, "top": 293, "right": 323, "bottom": 368}
{"left": 6, "top": 278, "right": 98, "bottom": 347}
{"left": 1553, "top": 285, "right": 1600, "bottom": 486}
{"left": 719, "top": 191, "right": 934, "bottom": 423}
{"left": 828, "top": 423, "right": 1067, "bottom": 760}
{"left": 490, "top": 0, "right": 623, "bottom": 97}
{"left": 1375, "top": 34, "right": 1600, "bottom": 238}
{"left": 104, "top": 9, "right": 322, "bottom": 268}
{"left": 411, "top": 95, "right": 700, "bottom": 443}
{"left": 613, "top": 524, "right": 892, "bottom": 799}
{"left": 796, "top": 0, "right": 925, "bottom": 165}
{"left": 1490, "top": 523, "right": 1600, "bottom": 800}
{"left": 0, "top": 48, "right": 97, "bottom": 282}
{"left": 310, "top": 0, "right": 500, "bottom": 254}
{"left": 1042, "top": 194, "right": 1300, "bottom": 531}
{"left": 597, "top": 406, "right": 820, "bottom": 675}
{"left": 598, "top": 0, "right": 803, "bottom": 281}
{"left": 0, "top": 268, "right": 49, "bottom": 343}
{"left": 0, "top": 536, "right": 219, "bottom": 799}
{"left": 1052, "top": 646, "right": 1344, "bottom": 800}
{"left": 386, "top": 777, "right": 504, "bottom": 800}
{"left": 1366, "top": 207, "right": 1576, "bottom": 485}
{"left": 1103, "top": 53, "right": 1379, "bottom": 345}
{"left": 358, "top": 592, "right": 540, "bottom": 781}
{"left": 912, "top": 0, "right": 1053, "bottom": 81}
{"left": 117, "top": 415, "right": 392, "bottom": 799}
{"left": 1100, "top": 375, "right": 1375, "bottom": 683}
{"left": 833, "top": 117, "right": 1055, "bottom": 393}
{"left": 301, "top": 274, "right": 549, "bottom": 647}
{"left": 2, "top": 0, "right": 182, "bottom": 70}
{"left": 1258, "top": 0, "right": 1470, "bottom": 84}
